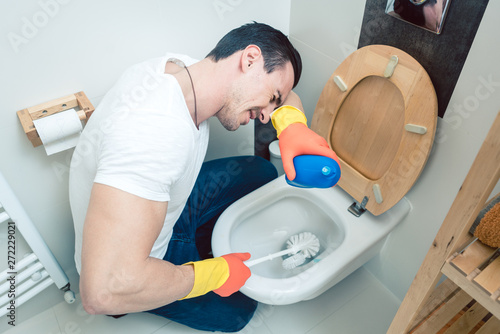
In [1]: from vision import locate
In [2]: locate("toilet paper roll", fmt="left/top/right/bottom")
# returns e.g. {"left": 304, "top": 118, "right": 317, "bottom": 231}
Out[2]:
{"left": 33, "top": 108, "right": 83, "bottom": 155}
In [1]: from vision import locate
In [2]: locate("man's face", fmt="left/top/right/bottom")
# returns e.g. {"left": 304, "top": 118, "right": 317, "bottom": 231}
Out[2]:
{"left": 216, "top": 61, "right": 295, "bottom": 131}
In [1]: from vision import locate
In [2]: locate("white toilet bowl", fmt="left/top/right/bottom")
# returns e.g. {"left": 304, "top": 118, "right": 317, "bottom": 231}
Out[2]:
{"left": 211, "top": 175, "right": 411, "bottom": 305}
{"left": 212, "top": 45, "right": 437, "bottom": 305}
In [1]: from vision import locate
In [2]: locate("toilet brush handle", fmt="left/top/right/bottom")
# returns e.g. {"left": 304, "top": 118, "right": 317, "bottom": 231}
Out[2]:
{"left": 244, "top": 248, "right": 297, "bottom": 267}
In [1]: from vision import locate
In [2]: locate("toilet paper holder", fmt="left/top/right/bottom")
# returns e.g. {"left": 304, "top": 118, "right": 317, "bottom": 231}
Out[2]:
{"left": 17, "top": 91, "right": 94, "bottom": 147}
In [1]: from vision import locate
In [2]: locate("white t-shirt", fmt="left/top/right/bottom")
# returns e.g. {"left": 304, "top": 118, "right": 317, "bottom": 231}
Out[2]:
{"left": 69, "top": 53, "right": 209, "bottom": 273}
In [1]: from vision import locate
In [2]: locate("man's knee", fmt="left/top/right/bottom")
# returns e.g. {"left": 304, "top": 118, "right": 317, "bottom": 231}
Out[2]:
{"left": 221, "top": 295, "right": 258, "bottom": 332}
{"left": 241, "top": 155, "right": 278, "bottom": 184}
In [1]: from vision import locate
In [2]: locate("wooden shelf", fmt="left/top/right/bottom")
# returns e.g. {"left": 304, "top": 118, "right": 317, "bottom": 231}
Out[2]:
{"left": 408, "top": 237, "right": 500, "bottom": 333}
{"left": 442, "top": 237, "right": 500, "bottom": 319}
{"left": 388, "top": 111, "right": 500, "bottom": 333}
{"left": 409, "top": 278, "right": 500, "bottom": 333}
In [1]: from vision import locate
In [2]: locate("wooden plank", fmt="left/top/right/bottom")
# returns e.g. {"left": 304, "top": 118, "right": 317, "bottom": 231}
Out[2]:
{"left": 411, "top": 289, "right": 473, "bottom": 334}
{"left": 475, "top": 315, "right": 500, "bottom": 334}
{"left": 474, "top": 256, "right": 500, "bottom": 294}
{"left": 75, "top": 91, "right": 95, "bottom": 119}
{"left": 16, "top": 108, "right": 37, "bottom": 142}
{"left": 443, "top": 302, "right": 490, "bottom": 333}
{"left": 411, "top": 279, "right": 460, "bottom": 329}
{"left": 388, "top": 111, "right": 500, "bottom": 333}
{"left": 27, "top": 94, "right": 78, "bottom": 120}
{"left": 442, "top": 261, "right": 500, "bottom": 319}
{"left": 451, "top": 239, "right": 498, "bottom": 275}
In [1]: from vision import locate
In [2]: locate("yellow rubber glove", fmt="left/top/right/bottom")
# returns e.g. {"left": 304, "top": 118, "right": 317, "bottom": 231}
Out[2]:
{"left": 271, "top": 106, "right": 340, "bottom": 181}
{"left": 271, "top": 105, "right": 308, "bottom": 137}
{"left": 180, "top": 253, "right": 251, "bottom": 299}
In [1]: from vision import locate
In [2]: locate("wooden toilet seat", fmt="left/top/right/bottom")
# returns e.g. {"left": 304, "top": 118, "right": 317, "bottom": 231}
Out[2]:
{"left": 312, "top": 45, "right": 437, "bottom": 216}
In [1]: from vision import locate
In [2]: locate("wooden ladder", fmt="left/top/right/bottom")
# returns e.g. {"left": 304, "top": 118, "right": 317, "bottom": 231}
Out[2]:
{"left": 388, "top": 110, "right": 500, "bottom": 334}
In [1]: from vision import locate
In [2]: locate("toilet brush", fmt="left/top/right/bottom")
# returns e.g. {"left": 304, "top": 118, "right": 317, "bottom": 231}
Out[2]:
{"left": 244, "top": 232, "right": 320, "bottom": 270}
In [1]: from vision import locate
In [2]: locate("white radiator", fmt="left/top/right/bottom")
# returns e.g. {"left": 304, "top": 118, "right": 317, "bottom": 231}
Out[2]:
{"left": 0, "top": 172, "right": 75, "bottom": 318}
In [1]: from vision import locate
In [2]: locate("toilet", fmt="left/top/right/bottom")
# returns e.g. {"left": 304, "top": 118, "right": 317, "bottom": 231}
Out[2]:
{"left": 269, "top": 140, "right": 285, "bottom": 176}
{"left": 211, "top": 45, "right": 437, "bottom": 305}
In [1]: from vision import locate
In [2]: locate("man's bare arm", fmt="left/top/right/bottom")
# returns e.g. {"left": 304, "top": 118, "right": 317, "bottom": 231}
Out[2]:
{"left": 282, "top": 90, "right": 304, "bottom": 111}
{"left": 79, "top": 183, "right": 194, "bottom": 315}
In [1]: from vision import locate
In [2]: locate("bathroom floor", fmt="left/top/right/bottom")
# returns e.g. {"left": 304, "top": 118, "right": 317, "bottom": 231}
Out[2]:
{"left": 4, "top": 267, "right": 400, "bottom": 334}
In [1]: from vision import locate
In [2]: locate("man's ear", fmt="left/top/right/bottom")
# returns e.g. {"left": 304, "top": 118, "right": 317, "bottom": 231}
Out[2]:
{"left": 241, "top": 45, "right": 262, "bottom": 72}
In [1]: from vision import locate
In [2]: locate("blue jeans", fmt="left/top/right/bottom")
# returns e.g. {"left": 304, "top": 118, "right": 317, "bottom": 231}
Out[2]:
{"left": 146, "top": 156, "right": 278, "bottom": 332}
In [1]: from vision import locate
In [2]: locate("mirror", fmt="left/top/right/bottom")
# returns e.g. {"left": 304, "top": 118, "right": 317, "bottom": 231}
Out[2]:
{"left": 385, "top": 0, "right": 451, "bottom": 34}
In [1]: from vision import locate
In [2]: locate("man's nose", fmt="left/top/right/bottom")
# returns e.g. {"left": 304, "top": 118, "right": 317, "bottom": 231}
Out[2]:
{"left": 259, "top": 111, "right": 270, "bottom": 124}
{"left": 259, "top": 104, "right": 276, "bottom": 124}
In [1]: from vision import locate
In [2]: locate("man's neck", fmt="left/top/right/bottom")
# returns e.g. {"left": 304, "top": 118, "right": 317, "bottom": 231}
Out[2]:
{"left": 169, "top": 57, "right": 235, "bottom": 126}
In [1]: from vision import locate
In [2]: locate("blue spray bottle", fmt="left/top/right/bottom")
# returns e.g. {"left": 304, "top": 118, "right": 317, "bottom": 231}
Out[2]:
{"left": 285, "top": 155, "right": 341, "bottom": 188}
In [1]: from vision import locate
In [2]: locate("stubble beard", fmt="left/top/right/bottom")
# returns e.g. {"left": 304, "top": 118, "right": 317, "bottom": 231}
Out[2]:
{"left": 215, "top": 104, "right": 240, "bottom": 131}
{"left": 216, "top": 90, "right": 243, "bottom": 131}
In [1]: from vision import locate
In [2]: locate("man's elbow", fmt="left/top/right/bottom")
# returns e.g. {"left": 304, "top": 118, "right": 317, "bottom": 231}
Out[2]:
{"left": 81, "top": 294, "right": 100, "bottom": 315}
{"left": 80, "top": 281, "right": 113, "bottom": 315}
{"left": 80, "top": 274, "right": 132, "bottom": 315}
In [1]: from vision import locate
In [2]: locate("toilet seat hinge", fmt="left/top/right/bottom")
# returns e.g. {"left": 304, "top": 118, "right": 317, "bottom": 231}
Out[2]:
{"left": 348, "top": 196, "right": 369, "bottom": 217}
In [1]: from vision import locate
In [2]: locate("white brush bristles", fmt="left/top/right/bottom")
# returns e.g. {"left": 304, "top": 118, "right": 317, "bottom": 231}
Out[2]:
{"left": 282, "top": 232, "right": 320, "bottom": 270}
{"left": 282, "top": 253, "right": 306, "bottom": 270}
{"left": 285, "top": 232, "right": 320, "bottom": 258}
{"left": 244, "top": 232, "right": 320, "bottom": 270}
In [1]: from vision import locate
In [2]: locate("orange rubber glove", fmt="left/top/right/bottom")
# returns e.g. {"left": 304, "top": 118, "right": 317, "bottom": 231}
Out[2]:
{"left": 214, "top": 253, "right": 251, "bottom": 297}
{"left": 271, "top": 106, "right": 340, "bottom": 181}
{"left": 180, "top": 253, "right": 251, "bottom": 299}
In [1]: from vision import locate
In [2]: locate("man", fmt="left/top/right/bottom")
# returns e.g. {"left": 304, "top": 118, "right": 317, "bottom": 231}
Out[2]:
{"left": 69, "top": 22, "right": 337, "bottom": 332}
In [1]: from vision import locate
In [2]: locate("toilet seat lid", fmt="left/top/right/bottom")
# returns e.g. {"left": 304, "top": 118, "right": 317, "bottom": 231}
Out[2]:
{"left": 311, "top": 45, "right": 437, "bottom": 215}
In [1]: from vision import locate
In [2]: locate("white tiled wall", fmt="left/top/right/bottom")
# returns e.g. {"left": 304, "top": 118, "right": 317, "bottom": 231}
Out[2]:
{"left": 0, "top": 0, "right": 290, "bottom": 329}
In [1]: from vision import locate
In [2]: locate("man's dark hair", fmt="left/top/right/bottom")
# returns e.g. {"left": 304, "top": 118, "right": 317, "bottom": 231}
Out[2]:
{"left": 206, "top": 22, "right": 302, "bottom": 88}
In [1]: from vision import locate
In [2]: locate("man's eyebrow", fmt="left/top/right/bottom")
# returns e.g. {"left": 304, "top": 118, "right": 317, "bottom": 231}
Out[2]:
{"left": 276, "top": 90, "right": 283, "bottom": 106}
